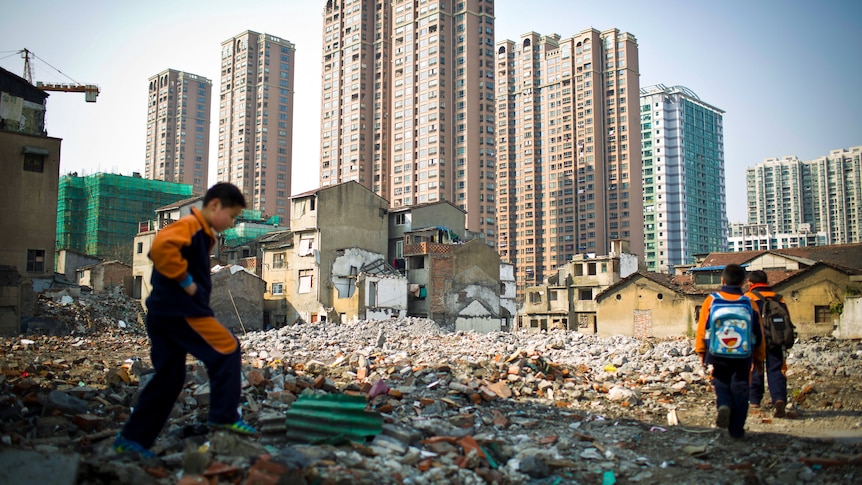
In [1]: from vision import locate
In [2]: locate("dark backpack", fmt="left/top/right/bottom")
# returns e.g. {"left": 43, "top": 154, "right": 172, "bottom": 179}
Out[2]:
{"left": 750, "top": 289, "right": 796, "bottom": 349}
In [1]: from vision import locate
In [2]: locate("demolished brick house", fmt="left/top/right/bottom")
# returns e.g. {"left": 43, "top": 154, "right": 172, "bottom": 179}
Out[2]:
{"left": 75, "top": 260, "right": 131, "bottom": 294}
{"left": 280, "top": 182, "right": 392, "bottom": 325}
{"left": 403, "top": 236, "right": 506, "bottom": 332}
{"left": 55, "top": 250, "right": 100, "bottom": 284}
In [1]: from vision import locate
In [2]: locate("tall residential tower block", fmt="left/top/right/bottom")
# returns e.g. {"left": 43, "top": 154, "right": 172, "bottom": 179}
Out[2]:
{"left": 495, "top": 29, "right": 643, "bottom": 293}
{"left": 640, "top": 84, "right": 727, "bottom": 272}
{"left": 145, "top": 69, "right": 212, "bottom": 195}
{"left": 746, "top": 146, "right": 862, "bottom": 245}
{"left": 320, "top": 0, "right": 498, "bottom": 243}
{"left": 218, "top": 31, "right": 295, "bottom": 219}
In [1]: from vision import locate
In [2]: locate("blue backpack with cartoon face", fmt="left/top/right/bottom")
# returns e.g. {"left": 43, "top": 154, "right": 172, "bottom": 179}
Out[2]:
{"left": 707, "top": 293, "right": 754, "bottom": 359}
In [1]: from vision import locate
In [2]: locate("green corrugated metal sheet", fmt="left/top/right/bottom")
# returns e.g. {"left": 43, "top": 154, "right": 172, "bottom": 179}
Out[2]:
{"left": 283, "top": 394, "right": 382, "bottom": 444}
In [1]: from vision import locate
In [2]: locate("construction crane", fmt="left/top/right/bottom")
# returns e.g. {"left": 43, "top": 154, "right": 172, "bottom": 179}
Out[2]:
{"left": 20, "top": 48, "right": 99, "bottom": 102}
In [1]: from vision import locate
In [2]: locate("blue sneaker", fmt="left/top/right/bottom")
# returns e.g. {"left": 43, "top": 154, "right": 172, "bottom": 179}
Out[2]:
{"left": 113, "top": 434, "right": 156, "bottom": 458}
{"left": 207, "top": 419, "right": 258, "bottom": 436}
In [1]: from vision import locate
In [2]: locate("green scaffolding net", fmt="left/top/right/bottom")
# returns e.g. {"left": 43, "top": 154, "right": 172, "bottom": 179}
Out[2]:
{"left": 56, "top": 173, "right": 193, "bottom": 264}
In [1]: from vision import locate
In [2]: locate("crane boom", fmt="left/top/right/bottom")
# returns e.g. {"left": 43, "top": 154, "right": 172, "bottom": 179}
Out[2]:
{"left": 19, "top": 48, "right": 99, "bottom": 102}
{"left": 36, "top": 82, "right": 100, "bottom": 102}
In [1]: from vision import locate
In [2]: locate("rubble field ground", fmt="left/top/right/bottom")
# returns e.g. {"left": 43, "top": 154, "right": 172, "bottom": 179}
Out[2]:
{"left": 0, "top": 293, "right": 860, "bottom": 484}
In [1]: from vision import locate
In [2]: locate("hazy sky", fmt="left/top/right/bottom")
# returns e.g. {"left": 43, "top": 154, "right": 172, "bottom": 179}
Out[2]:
{"left": 2, "top": 0, "right": 860, "bottom": 223}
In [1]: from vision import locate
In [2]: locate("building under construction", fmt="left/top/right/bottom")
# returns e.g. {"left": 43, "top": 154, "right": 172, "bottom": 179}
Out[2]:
{"left": 56, "top": 172, "right": 192, "bottom": 264}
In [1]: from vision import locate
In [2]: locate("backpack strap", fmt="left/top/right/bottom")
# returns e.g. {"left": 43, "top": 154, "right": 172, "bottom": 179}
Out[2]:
{"left": 748, "top": 289, "right": 767, "bottom": 316}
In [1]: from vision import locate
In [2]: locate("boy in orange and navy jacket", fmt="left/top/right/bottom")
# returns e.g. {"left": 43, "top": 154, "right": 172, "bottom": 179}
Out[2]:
{"left": 745, "top": 270, "right": 789, "bottom": 418}
{"left": 114, "top": 183, "right": 256, "bottom": 458}
{"left": 695, "top": 264, "right": 766, "bottom": 439}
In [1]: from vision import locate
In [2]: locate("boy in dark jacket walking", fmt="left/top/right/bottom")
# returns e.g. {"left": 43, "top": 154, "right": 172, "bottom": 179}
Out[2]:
{"left": 745, "top": 270, "right": 789, "bottom": 418}
{"left": 695, "top": 264, "right": 765, "bottom": 439}
{"left": 114, "top": 183, "right": 256, "bottom": 457}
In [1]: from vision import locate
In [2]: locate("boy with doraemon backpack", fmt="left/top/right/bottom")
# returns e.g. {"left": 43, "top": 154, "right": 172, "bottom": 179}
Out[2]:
{"left": 695, "top": 264, "right": 766, "bottom": 439}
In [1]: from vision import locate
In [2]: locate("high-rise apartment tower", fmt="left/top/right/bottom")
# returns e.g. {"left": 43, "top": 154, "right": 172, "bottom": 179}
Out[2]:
{"left": 145, "top": 69, "right": 212, "bottom": 195}
{"left": 640, "top": 84, "right": 727, "bottom": 272}
{"left": 495, "top": 29, "right": 643, "bottom": 293}
{"left": 320, "top": 0, "right": 498, "bottom": 243}
{"left": 746, "top": 146, "right": 862, "bottom": 245}
{"left": 218, "top": 31, "right": 295, "bottom": 218}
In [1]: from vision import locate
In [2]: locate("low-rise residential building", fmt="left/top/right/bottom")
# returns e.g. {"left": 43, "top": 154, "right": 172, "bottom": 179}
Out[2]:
{"left": 76, "top": 260, "right": 131, "bottom": 294}
{"left": 287, "top": 182, "right": 390, "bottom": 323}
{"left": 388, "top": 201, "right": 467, "bottom": 271}
{"left": 520, "top": 240, "right": 640, "bottom": 333}
{"left": 260, "top": 230, "right": 294, "bottom": 327}
{"left": 403, "top": 236, "right": 503, "bottom": 333}
{"left": 56, "top": 249, "right": 101, "bottom": 284}
{"left": 595, "top": 243, "right": 862, "bottom": 338}
{"left": 1, "top": 67, "right": 62, "bottom": 334}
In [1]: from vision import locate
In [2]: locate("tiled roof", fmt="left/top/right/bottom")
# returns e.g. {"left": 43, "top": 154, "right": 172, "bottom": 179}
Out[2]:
{"left": 156, "top": 195, "right": 204, "bottom": 211}
{"left": 595, "top": 271, "right": 702, "bottom": 301}
{"left": 699, "top": 251, "right": 766, "bottom": 268}
{"left": 771, "top": 243, "right": 862, "bottom": 271}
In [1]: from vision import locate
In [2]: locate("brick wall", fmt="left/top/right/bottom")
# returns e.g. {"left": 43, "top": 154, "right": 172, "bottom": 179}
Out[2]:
{"left": 633, "top": 309, "right": 652, "bottom": 339}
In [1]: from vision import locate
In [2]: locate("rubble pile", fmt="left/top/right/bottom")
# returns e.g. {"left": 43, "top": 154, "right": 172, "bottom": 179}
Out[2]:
{"left": 27, "top": 290, "right": 146, "bottom": 336}
{"left": 1, "top": 313, "right": 861, "bottom": 484}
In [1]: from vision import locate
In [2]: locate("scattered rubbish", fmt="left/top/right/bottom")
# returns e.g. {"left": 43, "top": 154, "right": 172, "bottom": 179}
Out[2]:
{"left": 683, "top": 445, "right": 708, "bottom": 458}
{"left": 667, "top": 409, "right": 680, "bottom": 426}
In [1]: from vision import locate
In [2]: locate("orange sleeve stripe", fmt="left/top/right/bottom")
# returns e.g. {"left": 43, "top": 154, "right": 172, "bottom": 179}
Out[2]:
{"left": 185, "top": 316, "right": 238, "bottom": 354}
{"left": 150, "top": 217, "right": 196, "bottom": 281}
{"left": 694, "top": 296, "right": 713, "bottom": 355}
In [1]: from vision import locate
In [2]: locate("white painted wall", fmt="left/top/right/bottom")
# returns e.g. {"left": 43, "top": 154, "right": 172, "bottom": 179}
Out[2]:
{"left": 455, "top": 317, "right": 501, "bottom": 333}
{"left": 834, "top": 295, "right": 862, "bottom": 339}
{"left": 364, "top": 274, "right": 408, "bottom": 312}
{"left": 620, "top": 253, "right": 639, "bottom": 278}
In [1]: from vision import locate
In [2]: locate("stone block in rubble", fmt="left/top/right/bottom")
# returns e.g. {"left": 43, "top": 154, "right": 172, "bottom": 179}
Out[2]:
{"left": 73, "top": 413, "right": 109, "bottom": 432}
{"left": 193, "top": 382, "right": 211, "bottom": 406}
{"left": 381, "top": 423, "right": 422, "bottom": 445}
{"left": 606, "top": 385, "right": 638, "bottom": 404}
{"left": 486, "top": 381, "right": 513, "bottom": 399}
{"left": 246, "top": 369, "right": 266, "bottom": 387}
{"left": 371, "top": 433, "right": 409, "bottom": 456}
{"left": 0, "top": 449, "right": 79, "bottom": 485}
{"left": 66, "top": 386, "right": 99, "bottom": 400}
{"left": 44, "top": 390, "right": 88, "bottom": 415}
{"left": 257, "top": 411, "right": 288, "bottom": 434}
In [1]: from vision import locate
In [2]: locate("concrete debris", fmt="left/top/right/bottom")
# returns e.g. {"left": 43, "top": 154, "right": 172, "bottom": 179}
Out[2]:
{"left": 0, "top": 293, "right": 860, "bottom": 483}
